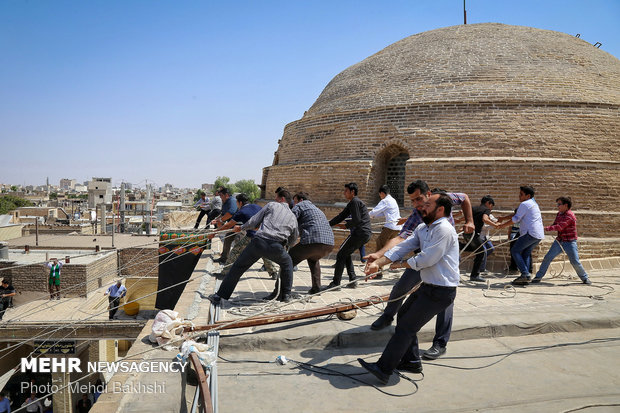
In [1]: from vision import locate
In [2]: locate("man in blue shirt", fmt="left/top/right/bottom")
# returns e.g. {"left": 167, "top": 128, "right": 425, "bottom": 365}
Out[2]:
{"left": 193, "top": 192, "right": 211, "bottom": 229}
{"left": 365, "top": 180, "right": 474, "bottom": 362}
{"left": 0, "top": 391, "right": 10, "bottom": 413}
{"left": 213, "top": 187, "right": 238, "bottom": 264}
{"left": 104, "top": 280, "right": 127, "bottom": 320}
{"left": 359, "top": 193, "right": 459, "bottom": 383}
{"left": 210, "top": 193, "right": 279, "bottom": 280}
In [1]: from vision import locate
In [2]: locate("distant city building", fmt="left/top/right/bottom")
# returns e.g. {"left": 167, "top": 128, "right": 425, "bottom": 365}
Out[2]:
{"left": 201, "top": 183, "right": 214, "bottom": 192}
{"left": 88, "top": 177, "right": 112, "bottom": 209}
{"left": 60, "top": 178, "right": 76, "bottom": 190}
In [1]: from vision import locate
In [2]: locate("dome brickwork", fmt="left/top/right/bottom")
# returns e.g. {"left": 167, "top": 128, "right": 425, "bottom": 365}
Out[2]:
{"left": 262, "top": 23, "right": 620, "bottom": 242}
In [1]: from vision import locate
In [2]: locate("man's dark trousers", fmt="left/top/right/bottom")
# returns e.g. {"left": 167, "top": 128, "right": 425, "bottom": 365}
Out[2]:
{"left": 383, "top": 268, "right": 453, "bottom": 348}
{"left": 333, "top": 233, "right": 370, "bottom": 284}
{"left": 194, "top": 210, "right": 209, "bottom": 229}
{"left": 377, "top": 283, "right": 456, "bottom": 372}
{"left": 206, "top": 209, "right": 221, "bottom": 226}
{"left": 220, "top": 232, "right": 235, "bottom": 261}
{"left": 217, "top": 237, "right": 294, "bottom": 299}
{"left": 109, "top": 296, "right": 121, "bottom": 320}
{"left": 273, "top": 243, "right": 333, "bottom": 292}
{"left": 0, "top": 298, "right": 10, "bottom": 320}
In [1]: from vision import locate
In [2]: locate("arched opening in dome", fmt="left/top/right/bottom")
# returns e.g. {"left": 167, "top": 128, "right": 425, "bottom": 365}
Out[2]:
{"left": 371, "top": 145, "right": 409, "bottom": 207}
{"left": 386, "top": 153, "right": 409, "bottom": 206}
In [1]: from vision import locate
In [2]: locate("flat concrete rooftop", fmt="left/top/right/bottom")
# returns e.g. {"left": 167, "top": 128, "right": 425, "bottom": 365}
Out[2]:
{"left": 7, "top": 233, "right": 159, "bottom": 250}
{"left": 1, "top": 249, "right": 115, "bottom": 265}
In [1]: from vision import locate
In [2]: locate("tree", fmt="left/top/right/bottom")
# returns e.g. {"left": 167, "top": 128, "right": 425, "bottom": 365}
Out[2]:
{"left": 0, "top": 196, "right": 33, "bottom": 214}
{"left": 10, "top": 186, "right": 18, "bottom": 192}
{"left": 213, "top": 176, "right": 237, "bottom": 194}
{"left": 235, "top": 179, "right": 261, "bottom": 202}
{"left": 49, "top": 192, "right": 58, "bottom": 200}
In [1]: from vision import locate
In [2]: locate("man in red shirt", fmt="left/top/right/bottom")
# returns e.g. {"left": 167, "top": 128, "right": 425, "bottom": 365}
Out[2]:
{"left": 531, "top": 196, "right": 591, "bottom": 285}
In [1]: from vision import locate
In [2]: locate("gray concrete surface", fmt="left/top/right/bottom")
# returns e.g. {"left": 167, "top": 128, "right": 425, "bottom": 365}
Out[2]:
{"left": 216, "top": 328, "right": 620, "bottom": 413}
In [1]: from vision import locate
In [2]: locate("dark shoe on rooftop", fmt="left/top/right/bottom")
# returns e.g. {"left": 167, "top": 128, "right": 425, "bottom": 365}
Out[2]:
{"left": 370, "top": 314, "right": 393, "bottom": 331}
{"left": 583, "top": 278, "right": 592, "bottom": 285}
{"left": 397, "top": 360, "right": 423, "bottom": 374}
{"left": 530, "top": 277, "right": 543, "bottom": 284}
{"left": 207, "top": 294, "right": 221, "bottom": 305}
{"left": 357, "top": 359, "right": 389, "bottom": 385}
{"left": 307, "top": 286, "right": 320, "bottom": 295}
{"left": 470, "top": 275, "right": 485, "bottom": 282}
{"left": 345, "top": 280, "right": 358, "bottom": 289}
{"left": 422, "top": 345, "right": 446, "bottom": 360}
{"left": 511, "top": 275, "right": 531, "bottom": 285}
{"left": 262, "top": 291, "right": 278, "bottom": 301}
{"left": 321, "top": 282, "right": 341, "bottom": 292}
{"left": 278, "top": 293, "right": 301, "bottom": 303}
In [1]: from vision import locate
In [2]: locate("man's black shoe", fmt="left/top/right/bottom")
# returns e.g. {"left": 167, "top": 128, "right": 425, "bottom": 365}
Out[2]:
{"left": 307, "top": 286, "right": 320, "bottom": 295}
{"left": 511, "top": 275, "right": 531, "bottom": 285}
{"left": 397, "top": 360, "right": 423, "bottom": 374}
{"left": 213, "top": 257, "right": 225, "bottom": 264}
{"left": 207, "top": 294, "right": 221, "bottom": 305}
{"left": 321, "top": 282, "right": 341, "bottom": 292}
{"left": 357, "top": 359, "right": 389, "bottom": 385}
{"left": 262, "top": 291, "right": 278, "bottom": 301}
{"left": 583, "top": 278, "right": 592, "bottom": 285}
{"left": 422, "top": 345, "right": 446, "bottom": 360}
{"left": 278, "top": 293, "right": 300, "bottom": 303}
{"left": 370, "top": 314, "right": 393, "bottom": 331}
{"left": 530, "top": 277, "right": 542, "bottom": 284}
{"left": 345, "top": 280, "right": 358, "bottom": 289}
{"left": 470, "top": 275, "right": 485, "bottom": 282}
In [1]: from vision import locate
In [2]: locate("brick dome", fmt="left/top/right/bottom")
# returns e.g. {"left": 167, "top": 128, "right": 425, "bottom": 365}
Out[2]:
{"left": 308, "top": 23, "right": 620, "bottom": 116}
{"left": 262, "top": 23, "right": 620, "bottom": 246}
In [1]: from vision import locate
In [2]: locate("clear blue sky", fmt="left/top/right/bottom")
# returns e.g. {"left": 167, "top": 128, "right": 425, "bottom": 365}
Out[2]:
{"left": 1, "top": 0, "right": 618, "bottom": 189}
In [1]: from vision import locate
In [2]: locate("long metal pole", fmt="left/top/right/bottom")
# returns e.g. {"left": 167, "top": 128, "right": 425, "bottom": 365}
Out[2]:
{"left": 112, "top": 207, "right": 115, "bottom": 248}
{"left": 188, "top": 293, "right": 399, "bottom": 333}
{"left": 464, "top": 0, "right": 467, "bottom": 24}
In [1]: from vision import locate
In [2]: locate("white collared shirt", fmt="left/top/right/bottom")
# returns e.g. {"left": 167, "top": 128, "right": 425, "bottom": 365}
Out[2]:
{"left": 512, "top": 198, "right": 544, "bottom": 239}
{"left": 384, "top": 216, "right": 460, "bottom": 287}
{"left": 368, "top": 194, "right": 402, "bottom": 231}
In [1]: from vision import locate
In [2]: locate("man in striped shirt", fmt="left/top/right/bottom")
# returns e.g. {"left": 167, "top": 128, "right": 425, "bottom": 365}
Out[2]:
{"left": 531, "top": 196, "right": 591, "bottom": 285}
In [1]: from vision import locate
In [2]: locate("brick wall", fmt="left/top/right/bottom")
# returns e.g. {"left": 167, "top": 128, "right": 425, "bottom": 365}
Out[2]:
{"left": 118, "top": 248, "right": 159, "bottom": 278}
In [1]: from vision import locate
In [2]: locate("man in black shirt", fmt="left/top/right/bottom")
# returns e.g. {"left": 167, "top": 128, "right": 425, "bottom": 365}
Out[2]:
{"left": 0, "top": 279, "right": 16, "bottom": 321}
{"left": 464, "top": 195, "right": 501, "bottom": 282}
{"left": 326, "top": 183, "right": 372, "bottom": 289}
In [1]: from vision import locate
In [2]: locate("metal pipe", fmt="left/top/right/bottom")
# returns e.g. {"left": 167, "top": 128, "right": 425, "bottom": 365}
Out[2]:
{"left": 189, "top": 293, "right": 391, "bottom": 333}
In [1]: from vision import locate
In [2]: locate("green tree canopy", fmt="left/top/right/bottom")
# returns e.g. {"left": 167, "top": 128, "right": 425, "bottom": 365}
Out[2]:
{"left": 234, "top": 180, "right": 260, "bottom": 202}
{"left": 213, "top": 176, "right": 238, "bottom": 194}
{"left": 0, "top": 196, "right": 33, "bottom": 214}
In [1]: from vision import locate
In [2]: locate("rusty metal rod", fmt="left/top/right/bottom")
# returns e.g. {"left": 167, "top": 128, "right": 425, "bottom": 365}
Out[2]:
{"left": 189, "top": 352, "right": 213, "bottom": 413}
{"left": 188, "top": 293, "right": 392, "bottom": 333}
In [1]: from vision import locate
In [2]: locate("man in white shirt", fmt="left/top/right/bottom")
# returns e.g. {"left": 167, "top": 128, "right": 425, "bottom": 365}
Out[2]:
{"left": 369, "top": 185, "right": 402, "bottom": 255}
{"left": 500, "top": 186, "right": 544, "bottom": 285}
{"left": 358, "top": 193, "right": 459, "bottom": 384}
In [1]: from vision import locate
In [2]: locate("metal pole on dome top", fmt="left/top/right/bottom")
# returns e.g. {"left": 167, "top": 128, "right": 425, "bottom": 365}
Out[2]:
{"left": 464, "top": 0, "right": 467, "bottom": 24}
